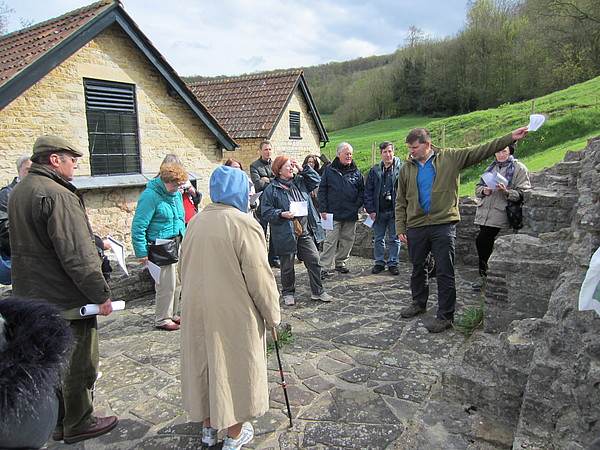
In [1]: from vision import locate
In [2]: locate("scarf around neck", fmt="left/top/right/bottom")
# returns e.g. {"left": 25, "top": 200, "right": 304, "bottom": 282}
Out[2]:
{"left": 482, "top": 155, "right": 515, "bottom": 186}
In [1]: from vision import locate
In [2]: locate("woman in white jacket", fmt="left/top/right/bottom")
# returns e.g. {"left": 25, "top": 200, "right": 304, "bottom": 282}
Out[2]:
{"left": 472, "top": 144, "right": 531, "bottom": 290}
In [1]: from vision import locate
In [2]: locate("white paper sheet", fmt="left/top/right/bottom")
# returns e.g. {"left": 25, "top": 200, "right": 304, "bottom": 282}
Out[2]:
{"left": 249, "top": 190, "right": 262, "bottom": 206}
{"left": 106, "top": 236, "right": 128, "bottom": 276}
{"left": 363, "top": 216, "right": 375, "bottom": 228}
{"left": 481, "top": 172, "right": 508, "bottom": 189}
{"left": 289, "top": 201, "right": 308, "bottom": 217}
{"left": 147, "top": 260, "right": 161, "bottom": 284}
{"left": 80, "top": 300, "right": 126, "bottom": 316}
{"left": 322, "top": 213, "right": 334, "bottom": 231}
{"left": 527, "top": 114, "right": 546, "bottom": 131}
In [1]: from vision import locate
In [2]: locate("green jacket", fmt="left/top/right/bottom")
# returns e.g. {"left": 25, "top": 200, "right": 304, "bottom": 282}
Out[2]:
{"left": 8, "top": 163, "right": 110, "bottom": 310}
{"left": 395, "top": 133, "right": 515, "bottom": 234}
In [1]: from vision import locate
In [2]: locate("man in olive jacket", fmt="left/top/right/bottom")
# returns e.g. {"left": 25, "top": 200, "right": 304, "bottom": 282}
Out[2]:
{"left": 395, "top": 126, "right": 528, "bottom": 333}
{"left": 8, "top": 135, "right": 117, "bottom": 444}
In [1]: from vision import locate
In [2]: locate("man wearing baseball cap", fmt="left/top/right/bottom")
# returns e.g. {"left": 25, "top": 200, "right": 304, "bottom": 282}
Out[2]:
{"left": 8, "top": 135, "right": 118, "bottom": 444}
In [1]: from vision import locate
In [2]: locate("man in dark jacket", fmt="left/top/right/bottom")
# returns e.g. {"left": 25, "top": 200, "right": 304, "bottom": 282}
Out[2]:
{"left": 0, "top": 154, "right": 30, "bottom": 256}
{"left": 8, "top": 135, "right": 118, "bottom": 444}
{"left": 318, "top": 142, "right": 364, "bottom": 277}
{"left": 364, "top": 141, "right": 402, "bottom": 275}
{"left": 249, "top": 140, "right": 280, "bottom": 267}
{"left": 395, "top": 126, "right": 529, "bottom": 333}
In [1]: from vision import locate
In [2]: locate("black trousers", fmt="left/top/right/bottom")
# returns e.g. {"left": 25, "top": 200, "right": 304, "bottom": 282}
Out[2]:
{"left": 475, "top": 225, "right": 501, "bottom": 278}
{"left": 406, "top": 223, "right": 457, "bottom": 320}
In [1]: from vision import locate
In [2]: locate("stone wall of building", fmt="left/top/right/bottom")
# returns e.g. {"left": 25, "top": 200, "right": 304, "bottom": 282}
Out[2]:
{"left": 0, "top": 24, "right": 231, "bottom": 252}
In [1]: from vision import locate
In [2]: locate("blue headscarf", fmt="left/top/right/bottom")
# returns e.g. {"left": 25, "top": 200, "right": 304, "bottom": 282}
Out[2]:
{"left": 210, "top": 165, "right": 249, "bottom": 213}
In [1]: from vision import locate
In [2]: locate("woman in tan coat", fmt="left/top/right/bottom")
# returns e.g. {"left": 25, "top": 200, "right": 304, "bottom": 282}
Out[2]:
{"left": 472, "top": 144, "right": 530, "bottom": 290}
{"left": 180, "top": 165, "right": 280, "bottom": 449}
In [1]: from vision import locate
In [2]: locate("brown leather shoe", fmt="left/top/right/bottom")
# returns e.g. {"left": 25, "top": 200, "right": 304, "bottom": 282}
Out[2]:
{"left": 425, "top": 317, "right": 453, "bottom": 333}
{"left": 63, "top": 415, "right": 118, "bottom": 444}
{"left": 400, "top": 301, "right": 426, "bottom": 318}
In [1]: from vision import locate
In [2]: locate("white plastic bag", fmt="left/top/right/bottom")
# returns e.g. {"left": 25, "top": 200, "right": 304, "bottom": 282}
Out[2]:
{"left": 579, "top": 247, "right": 600, "bottom": 316}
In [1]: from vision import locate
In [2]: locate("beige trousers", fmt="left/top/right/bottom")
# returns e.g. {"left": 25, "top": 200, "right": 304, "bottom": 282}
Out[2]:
{"left": 320, "top": 221, "right": 357, "bottom": 269}
{"left": 155, "top": 262, "right": 181, "bottom": 326}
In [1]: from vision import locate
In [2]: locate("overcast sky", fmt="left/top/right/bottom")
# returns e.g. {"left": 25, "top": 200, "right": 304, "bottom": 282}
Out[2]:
{"left": 6, "top": 0, "right": 470, "bottom": 77}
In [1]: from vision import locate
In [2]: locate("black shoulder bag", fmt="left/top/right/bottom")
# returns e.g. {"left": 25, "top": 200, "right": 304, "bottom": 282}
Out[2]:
{"left": 506, "top": 192, "right": 524, "bottom": 231}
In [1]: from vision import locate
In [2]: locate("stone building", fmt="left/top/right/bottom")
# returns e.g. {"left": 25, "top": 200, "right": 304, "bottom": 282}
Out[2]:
{"left": 0, "top": 0, "right": 237, "bottom": 250}
{"left": 189, "top": 70, "right": 329, "bottom": 170}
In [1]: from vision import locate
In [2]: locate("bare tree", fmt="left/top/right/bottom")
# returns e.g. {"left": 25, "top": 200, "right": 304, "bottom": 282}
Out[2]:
{"left": 402, "top": 26, "right": 428, "bottom": 49}
{"left": 0, "top": 1, "right": 14, "bottom": 35}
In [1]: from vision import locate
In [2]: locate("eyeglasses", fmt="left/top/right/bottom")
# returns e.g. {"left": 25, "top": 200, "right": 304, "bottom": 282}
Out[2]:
{"left": 58, "top": 154, "right": 78, "bottom": 164}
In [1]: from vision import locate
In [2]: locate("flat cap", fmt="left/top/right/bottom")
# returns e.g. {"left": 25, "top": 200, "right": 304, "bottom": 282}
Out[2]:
{"left": 33, "top": 135, "right": 83, "bottom": 157}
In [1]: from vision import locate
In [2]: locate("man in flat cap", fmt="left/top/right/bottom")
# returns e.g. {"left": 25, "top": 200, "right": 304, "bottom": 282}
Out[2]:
{"left": 8, "top": 135, "right": 118, "bottom": 444}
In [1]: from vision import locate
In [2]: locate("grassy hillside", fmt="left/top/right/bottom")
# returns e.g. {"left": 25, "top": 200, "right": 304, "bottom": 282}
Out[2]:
{"left": 326, "top": 76, "right": 600, "bottom": 195}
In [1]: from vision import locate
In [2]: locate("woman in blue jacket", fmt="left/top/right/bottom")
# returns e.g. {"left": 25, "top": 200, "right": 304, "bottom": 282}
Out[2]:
{"left": 132, "top": 162, "right": 187, "bottom": 330}
{"left": 261, "top": 156, "right": 333, "bottom": 306}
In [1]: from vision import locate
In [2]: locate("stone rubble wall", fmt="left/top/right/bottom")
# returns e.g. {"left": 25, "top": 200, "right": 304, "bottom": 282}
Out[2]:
{"left": 437, "top": 135, "right": 600, "bottom": 449}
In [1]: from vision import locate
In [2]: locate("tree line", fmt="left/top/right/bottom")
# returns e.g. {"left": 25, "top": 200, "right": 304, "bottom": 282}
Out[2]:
{"left": 305, "top": 0, "right": 599, "bottom": 130}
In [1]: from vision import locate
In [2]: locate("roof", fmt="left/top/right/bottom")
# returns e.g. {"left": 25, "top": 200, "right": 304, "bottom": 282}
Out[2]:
{"left": 0, "top": 0, "right": 237, "bottom": 151}
{"left": 189, "top": 70, "right": 328, "bottom": 142}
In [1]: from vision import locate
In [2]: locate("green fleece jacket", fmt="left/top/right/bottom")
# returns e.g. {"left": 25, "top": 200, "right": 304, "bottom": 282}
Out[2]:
{"left": 395, "top": 133, "right": 515, "bottom": 234}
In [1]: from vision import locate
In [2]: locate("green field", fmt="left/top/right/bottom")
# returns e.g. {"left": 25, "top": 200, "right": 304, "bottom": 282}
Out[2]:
{"left": 325, "top": 76, "right": 600, "bottom": 196}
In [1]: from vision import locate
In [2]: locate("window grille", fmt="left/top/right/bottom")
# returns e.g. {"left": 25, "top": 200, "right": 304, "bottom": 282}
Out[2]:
{"left": 84, "top": 79, "right": 141, "bottom": 176}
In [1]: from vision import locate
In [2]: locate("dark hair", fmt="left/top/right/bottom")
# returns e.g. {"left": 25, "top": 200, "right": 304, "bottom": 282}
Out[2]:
{"left": 508, "top": 144, "right": 515, "bottom": 155}
{"left": 303, "top": 154, "right": 320, "bottom": 173}
{"left": 405, "top": 128, "right": 430, "bottom": 144}
{"left": 259, "top": 140, "right": 271, "bottom": 151}
{"left": 224, "top": 158, "right": 244, "bottom": 171}
{"left": 379, "top": 141, "right": 394, "bottom": 152}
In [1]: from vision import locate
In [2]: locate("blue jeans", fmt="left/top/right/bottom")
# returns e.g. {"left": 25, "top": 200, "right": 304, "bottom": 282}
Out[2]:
{"left": 373, "top": 209, "right": 400, "bottom": 267}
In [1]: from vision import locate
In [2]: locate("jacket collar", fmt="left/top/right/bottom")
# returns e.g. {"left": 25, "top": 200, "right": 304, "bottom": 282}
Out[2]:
{"left": 28, "top": 163, "right": 77, "bottom": 193}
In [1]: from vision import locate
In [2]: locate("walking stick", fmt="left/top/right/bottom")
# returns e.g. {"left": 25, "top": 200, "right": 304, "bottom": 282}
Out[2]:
{"left": 272, "top": 327, "right": 293, "bottom": 428}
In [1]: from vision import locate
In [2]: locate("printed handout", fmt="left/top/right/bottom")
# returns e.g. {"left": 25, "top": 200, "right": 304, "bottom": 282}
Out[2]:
{"left": 481, "top": 171, "right": 508, "bottom": 189}
{"left": 321, "top": 213, "right": 334, "bottom": 230}
{"left": 363, "top": 215, "right": 375, "bottom": 228}
{"left": 527, "top": 114, "right": 546, "bottom": 132}
{"left": 289, "top": 200, "right": 308, "bottom": 217}
{"left": 106, "top": 235, "right": 128, "bottom": 276}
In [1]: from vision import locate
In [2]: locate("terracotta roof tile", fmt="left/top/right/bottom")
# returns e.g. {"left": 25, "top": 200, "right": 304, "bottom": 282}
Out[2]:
{"left": 0, "top": 0, "right": 115, "bottom": 87}
{"left": 189, "top": 70, "right": 303, "bottom": 139}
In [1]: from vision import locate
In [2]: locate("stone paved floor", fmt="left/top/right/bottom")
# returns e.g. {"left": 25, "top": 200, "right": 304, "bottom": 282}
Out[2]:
{"left": 45, "top": 256, "right": 485, "bottom": 449}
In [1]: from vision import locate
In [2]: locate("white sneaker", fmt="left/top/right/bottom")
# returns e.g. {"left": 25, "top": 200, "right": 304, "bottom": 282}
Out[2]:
{"left": 202, "top": 426, "right": 218, "bottom": 446}
{"left": 283, "top": 295, "right": 295, "bottom": 306}
{"left": 222, "top": 422, "right": 254, "bottom": 449}
{"left": 311, "top": 291, "right": 333, "bottom": 302}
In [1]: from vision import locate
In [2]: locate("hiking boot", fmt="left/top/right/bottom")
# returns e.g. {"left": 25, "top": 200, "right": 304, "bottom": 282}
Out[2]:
{"left": 222, "top": 422, "right": 254, "bottom": 450}
{"left": 425, "top": 317, "right": 453, "bottom": 333}
{"left": 371, "top": 264, "right": 385, "bottom": 274}
{"left": 202, "top": 426, "right": 218, "bottom": 447}
{"left": 320, "top": 270, "right": 329, "bottom": 280}
{"left": 471, "top": 277, "right": 486, "bottom": 291}
{"left": 63, "top": 415, "right": 118, "bottom": 444}
{"left": 311, "top": 291, "right": 333, "bottom": 302}
{"left": 400, "top": 301, "right": 426, "bottom": 318}
{"left": 388, "top": 265, "right": 399, "bottom": 276}
{"left": 282, "top": 295, "right": 295, "bottom": 306}
{"left": 335, "top": 266, "right": 350, "bottom": 274}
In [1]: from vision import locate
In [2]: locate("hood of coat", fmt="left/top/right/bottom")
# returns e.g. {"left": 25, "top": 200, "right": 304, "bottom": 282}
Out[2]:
{"left": 0, "top": 296, "right": 74, "bottom": 425}
{"left": 210, "top": 166, "right": 249, "bottom": 213}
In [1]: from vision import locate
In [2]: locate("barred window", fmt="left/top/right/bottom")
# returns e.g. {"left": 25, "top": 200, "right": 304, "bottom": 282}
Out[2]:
{"left": 84, "top": 79, "right": 141, "bottom": 176}
{"left": 289, "top": 111, "right": 301, "bottom": 139}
